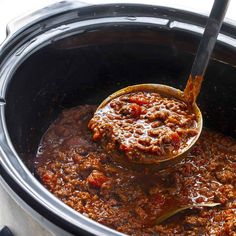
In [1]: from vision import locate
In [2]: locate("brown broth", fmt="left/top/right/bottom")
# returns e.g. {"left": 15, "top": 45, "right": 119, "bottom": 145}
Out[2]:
{"left": 34, "top": 105, "right": 236, "bottom": 236}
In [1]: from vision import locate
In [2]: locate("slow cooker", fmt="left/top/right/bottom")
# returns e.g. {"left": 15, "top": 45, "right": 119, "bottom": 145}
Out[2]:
{"left": 0, "top": 1, "right": 235, "bottom": 235}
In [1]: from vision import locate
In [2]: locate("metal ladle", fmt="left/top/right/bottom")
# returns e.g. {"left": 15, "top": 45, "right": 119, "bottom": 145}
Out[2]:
{"left": 94, "top": 0, "right": 230, "bottom": 166}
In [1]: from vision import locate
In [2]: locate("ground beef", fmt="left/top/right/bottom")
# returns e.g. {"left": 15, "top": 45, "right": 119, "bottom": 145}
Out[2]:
{"left": 34, "top": 105, "right": 236, "bottom": 236}
{"left": 88, "top": 91, "right": 198, "bottom": 163}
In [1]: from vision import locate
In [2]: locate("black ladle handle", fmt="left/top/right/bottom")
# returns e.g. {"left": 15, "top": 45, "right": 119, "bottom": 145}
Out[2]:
{"left": 184, "top": 0, "right": 230, "bottom": 104}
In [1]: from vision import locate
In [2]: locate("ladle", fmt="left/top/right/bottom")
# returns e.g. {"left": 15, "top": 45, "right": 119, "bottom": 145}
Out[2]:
{"left": 92, "top": 0, "right": 230, "bottom": 166}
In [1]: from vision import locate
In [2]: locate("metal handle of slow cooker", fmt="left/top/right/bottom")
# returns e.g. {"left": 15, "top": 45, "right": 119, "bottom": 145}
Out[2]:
{"left": 5, "top": 0, "right": 90, "bottom": 37}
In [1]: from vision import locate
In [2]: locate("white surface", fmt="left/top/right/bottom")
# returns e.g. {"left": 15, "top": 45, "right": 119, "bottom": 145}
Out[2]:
{"left": 0, "top": 0, "right": 236, "bottom": 44}
{"left": 0, "top": 178, "right": 72, "bottom": 236}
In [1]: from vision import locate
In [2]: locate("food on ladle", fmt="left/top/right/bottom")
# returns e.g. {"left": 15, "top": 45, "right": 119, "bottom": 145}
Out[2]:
{"left": 89, "top": 91, "right": 198, "bottom": 162}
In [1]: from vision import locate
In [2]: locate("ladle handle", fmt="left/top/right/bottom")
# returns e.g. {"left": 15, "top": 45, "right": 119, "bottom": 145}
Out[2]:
{"left": 184, "top": 0, "right": 230, "bottom": 104}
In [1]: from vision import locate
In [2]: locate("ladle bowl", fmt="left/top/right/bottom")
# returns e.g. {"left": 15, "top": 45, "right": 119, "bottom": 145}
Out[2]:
{"left": 95, "top": 83, "right": 203, "bottom": 166}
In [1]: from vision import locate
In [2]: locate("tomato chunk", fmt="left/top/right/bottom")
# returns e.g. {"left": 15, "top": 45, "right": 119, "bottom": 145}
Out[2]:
{"left": 87, "top": 170, "right": 108, "bottom": 188}
{"left": 120, "top": 143, "right": 131, "bottom": 152}
{"left": 129, "top": 104, "right": 142, "bottom": 117}
{"left": 170, "top": 132, "right": 180, "bottom": 147}
{"left": 42, "top": 171, "right": 53, "bottom": 183}
{"left": 129, "top": 96, "right": 149, "bottom": 105}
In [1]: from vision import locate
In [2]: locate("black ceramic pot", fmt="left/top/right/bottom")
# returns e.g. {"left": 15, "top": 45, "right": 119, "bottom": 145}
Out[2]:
{"left": 0, "top": 1, "right": 235, "bottom": 235}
